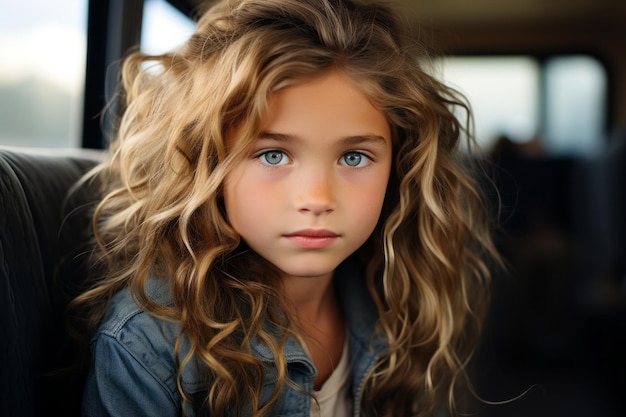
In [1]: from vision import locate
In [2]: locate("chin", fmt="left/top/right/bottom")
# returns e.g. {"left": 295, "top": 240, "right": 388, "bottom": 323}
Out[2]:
{"left": 280, "top": 269, "right": 335, "bottom": 279}
{"left": 276, "top": 261, "right": 341, "bottom": 280}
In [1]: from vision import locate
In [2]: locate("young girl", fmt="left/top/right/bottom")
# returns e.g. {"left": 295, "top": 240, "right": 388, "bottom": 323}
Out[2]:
{"left": 72, "top": 0, "right": 500, "bottom": 416}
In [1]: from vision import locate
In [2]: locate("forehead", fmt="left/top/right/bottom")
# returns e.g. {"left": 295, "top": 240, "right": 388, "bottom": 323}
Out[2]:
{"left": 261, "top": 71, "right": 390, "bottom": 139}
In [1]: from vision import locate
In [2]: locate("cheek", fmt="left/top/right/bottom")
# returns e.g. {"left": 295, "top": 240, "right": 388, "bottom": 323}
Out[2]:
{"left": 346, "top": 176, "right": 389, "bottom": 230}
{"left": 224, "top": 173, "right": 273, "bottom": 237}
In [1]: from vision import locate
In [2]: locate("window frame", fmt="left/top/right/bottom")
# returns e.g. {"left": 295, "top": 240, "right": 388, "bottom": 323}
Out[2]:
{"left": 81, "top": 0, "right": 196, "bottom": 149}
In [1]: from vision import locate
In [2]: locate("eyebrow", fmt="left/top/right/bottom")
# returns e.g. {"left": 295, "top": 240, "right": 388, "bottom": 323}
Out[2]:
{"left": 258, "top": 131, "right": 388, "bottom": 147}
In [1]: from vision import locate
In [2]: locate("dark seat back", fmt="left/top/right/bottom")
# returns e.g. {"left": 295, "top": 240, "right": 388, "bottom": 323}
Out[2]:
{"left": 0, "top": 147, "right": 100, "bottom": 417}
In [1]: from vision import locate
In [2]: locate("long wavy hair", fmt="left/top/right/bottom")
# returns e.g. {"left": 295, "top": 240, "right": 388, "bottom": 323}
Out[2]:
{"left": 70, "top": 0, "right": 500, "bottom": 415}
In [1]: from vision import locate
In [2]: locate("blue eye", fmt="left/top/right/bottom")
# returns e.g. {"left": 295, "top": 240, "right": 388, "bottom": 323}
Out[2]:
{"left": 259, "top": 150, "right": 290, "bottom": 166}
{"left": 341, "top": 152, "right": 368, "bottom": 167}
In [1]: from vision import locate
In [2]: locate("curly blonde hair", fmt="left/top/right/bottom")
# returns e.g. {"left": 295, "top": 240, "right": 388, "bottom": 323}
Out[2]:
{"left": 71, "top": 0, "right": 500, "bottom": 415}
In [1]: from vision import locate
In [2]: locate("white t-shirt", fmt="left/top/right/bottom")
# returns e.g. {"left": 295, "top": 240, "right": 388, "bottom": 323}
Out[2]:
{"left": 310, "top": 339, "right": 352, "bottom": 417}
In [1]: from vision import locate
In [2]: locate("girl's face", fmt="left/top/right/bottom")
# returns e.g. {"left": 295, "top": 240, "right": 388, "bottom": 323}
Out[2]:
{"left": 224, "top": 71, "right": 392, "bottom": 282}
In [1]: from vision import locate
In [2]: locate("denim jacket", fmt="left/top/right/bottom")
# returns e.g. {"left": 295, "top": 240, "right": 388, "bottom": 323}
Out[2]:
{"left": 82, "top": 258, "right": 387, "bottom": 417}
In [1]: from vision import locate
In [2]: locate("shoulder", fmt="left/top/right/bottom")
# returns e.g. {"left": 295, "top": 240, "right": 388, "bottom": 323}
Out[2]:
{"left": 95, "top": 277, "right": 177, "bottom": 344}
{"left": 92, "top": 277, "right": 208, "bottom": 394}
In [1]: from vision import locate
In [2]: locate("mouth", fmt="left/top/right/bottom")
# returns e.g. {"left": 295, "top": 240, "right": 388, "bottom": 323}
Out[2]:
{"left": 284, "top": 229, "right": 340, "bottom": 238}
{"left": 283, "top": 229, "right": 340, "bottom": 249}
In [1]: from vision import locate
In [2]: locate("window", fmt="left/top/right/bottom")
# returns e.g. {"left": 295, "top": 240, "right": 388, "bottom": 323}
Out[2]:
{"left": 0, "top": 0, "right": 87, "bottom": 148}
{"left": 141, "top": 0, "right": 195, "bottom": 55}
{"left": 437, "top": 55, "right": 608, "bottom": 156}
{"left": 544, "top": 56, "right": 607, "bottom": 155}
{"left": 438, "top": 56, "right": 539, "bottom": 152}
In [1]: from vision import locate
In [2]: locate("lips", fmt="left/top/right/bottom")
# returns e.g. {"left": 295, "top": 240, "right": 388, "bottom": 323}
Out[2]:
{"left": 284, "top": 229, "right": 340, "bottom": 238}
{"left": 283, "top": 229, "right": 340, "bottom": 249}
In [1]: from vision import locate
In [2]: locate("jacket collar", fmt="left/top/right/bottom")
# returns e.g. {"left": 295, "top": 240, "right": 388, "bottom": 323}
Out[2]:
{"left": 144, "top": 255, "right": 387, "bottom": 392}
{"left": 249, "top": 255, "right": 387, "bottom": 372}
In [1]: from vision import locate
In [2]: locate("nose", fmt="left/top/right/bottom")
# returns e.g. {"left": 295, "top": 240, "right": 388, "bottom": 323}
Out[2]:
{"left": 294, "top": 170, "right": 336, "bottom": 216}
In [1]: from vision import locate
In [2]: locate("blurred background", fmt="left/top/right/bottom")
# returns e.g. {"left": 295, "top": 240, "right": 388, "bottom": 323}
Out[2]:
{"left": 1, "top": 0, "right": 624, "bottom": 415}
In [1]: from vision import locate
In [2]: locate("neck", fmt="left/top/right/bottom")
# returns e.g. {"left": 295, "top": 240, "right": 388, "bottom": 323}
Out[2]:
{"left": 282, "top": 271, "right": 336, "bottom": 323}
{"left": 282, "top": 271, "right": 346, "bottom": 389}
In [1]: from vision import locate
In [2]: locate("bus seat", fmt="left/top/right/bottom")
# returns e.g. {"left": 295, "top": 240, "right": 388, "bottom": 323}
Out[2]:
{"left": 0, "top": 147, "right": 100, "bottom": 417}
